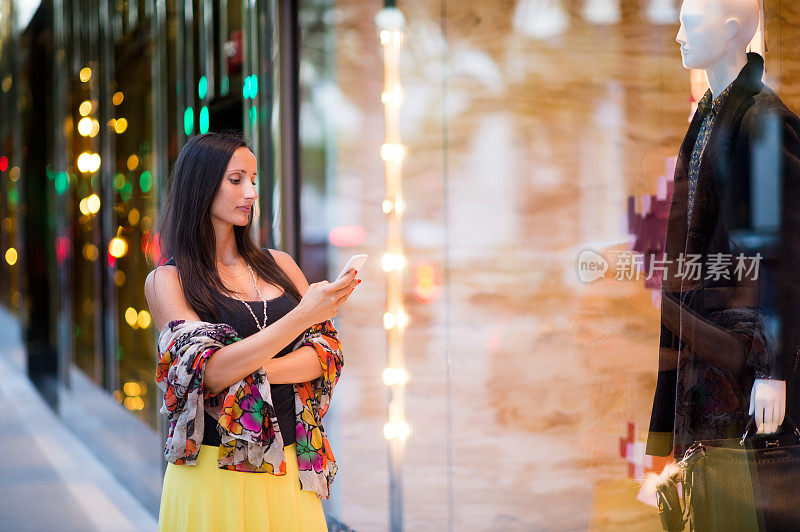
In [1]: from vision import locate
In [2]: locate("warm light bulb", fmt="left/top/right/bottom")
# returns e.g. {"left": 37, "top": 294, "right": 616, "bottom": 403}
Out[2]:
{"left": 123, "top": 381, "right": 141, "bottom": 396}
{"left": 383, "top": 367, "right": 409, "bottom": 386}
{"left": 115, "top": 118, "right": 128, "bottom": 134}
{"left": 383, "top": 421, "right": 410, "bottom": 441}
{"left": 382, "top": 199, "right": 393, "bottom": 214}
{"left": 5, "top": 247, "right": 17, "bottom": 266}
{"left": 79, "top": 100, "right": 93, "bottom": 116}
{"left": 77, "top": 117, "right": 93, "bottom": 136}
{"left": 383, "top": 312, "right": 396, "bottom": 330}
{"left": 109, "top": 237, "right": 128, "bottom": 258}
{"left": 397, "top": 307, "right": 409, "bottom": 330}
{"left": 79, "top": 67, "right": 92, "bottom": 82}
{"left": 137, "top": 310, "right": 152, "bottom": 329}
{"left": 125, "top": 307, "right": 138, "bottom": 328}
{"left": 86, "top": 194, "right": 101, "bottom": 214}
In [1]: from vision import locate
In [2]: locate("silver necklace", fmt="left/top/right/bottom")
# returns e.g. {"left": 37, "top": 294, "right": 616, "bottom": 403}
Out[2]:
{"left": 229, "top": 264, "right": 268, "bottom": 330}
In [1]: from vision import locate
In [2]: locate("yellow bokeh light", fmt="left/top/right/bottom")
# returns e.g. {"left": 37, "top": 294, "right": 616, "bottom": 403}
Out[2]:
{"left": 383, "top": 312, "right": 395, "bottom": 330}
{"left": 128, "top": 208, "right": 140, "bottom": 225}
{"left": 140, "top": 216, "right": 152, "bottom": 232}
{"left": 9, "top": 166, "right": 20, "bottom": 182}
{"left": 123, "top": 381, "right": 141, "bottom": 396}
{"left": 79, "top": 100, "right": 93, "bottom": 116}
{"left": 137, "top": 310, "right": 152, "bottom": 329}
{"left": 107, "top": 118, "right": 116, "bottom": 128}
{"left": 109, "top": 237, "right": 128, "bottom": 258}
{"left": 383, "top": 421, "right": 410, "bottom": 441}
{"left": 5, "top": 248, "right": 17, "bottom": 266}
{"left": 82, "top": 243, "right": 98, "bottom": 261}
{"left": 79, "top": 198, "right": 90, "bottom": 215}
{"left": 382, "top": 367, "right": 409, "bottom": 386}
{"left": 126, "top": 154, "right": 139, "bottom": 171}
{"left": 123, "top": 396, "right": 144, "bottom": 411}
{"left": 90, "top": 118, "right": 100, "bottom": 137}
{"left": 114, "top": 270, "right": 126, "bottom": 286}
{"left": 79, "top": 67, "right": 92, "bottom": 82}
{"left": 125, "top": 307, "right": 138, "bottom": 328}
{"left": 77, "top": 117, "right": 93, "bottom": 136}
{"left": 382, "top": 199, "right": 393, "bottom": 214}
{"left": 77, "top": 152, "right": 101, "bottom": 173}
{"left": 114, "top": 118, "right": 128, "bottom": 134}
{"left": 112, "top": 91, "right": 124, "bottom": 105}
{"left": 86, "top": 194, "right": 101, "bottom": 214}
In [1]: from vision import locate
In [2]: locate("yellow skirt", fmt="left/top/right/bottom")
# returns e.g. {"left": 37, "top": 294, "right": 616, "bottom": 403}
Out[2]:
{"left": 157, "top": 443, "right": 328, "bottom": 531}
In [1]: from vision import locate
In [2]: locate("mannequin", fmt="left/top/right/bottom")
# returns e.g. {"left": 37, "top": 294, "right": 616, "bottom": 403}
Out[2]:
{"left": 677, "top": 0, "right": 785, "bottom": 435}
{"left": 648, "top": 0, "right": 800, "bottom": 458}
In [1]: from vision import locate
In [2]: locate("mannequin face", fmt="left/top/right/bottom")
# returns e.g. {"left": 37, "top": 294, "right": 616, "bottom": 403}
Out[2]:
{"left": 209, "top": 147, "right": 258, "bottom": 227}
{"left": 676, "top": 0, "right": 735, "bottom": 69}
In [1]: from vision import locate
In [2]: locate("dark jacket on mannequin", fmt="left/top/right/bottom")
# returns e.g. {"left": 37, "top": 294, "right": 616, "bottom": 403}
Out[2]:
{"left": 647, "top": 53, "right": 800, "bottom": 458}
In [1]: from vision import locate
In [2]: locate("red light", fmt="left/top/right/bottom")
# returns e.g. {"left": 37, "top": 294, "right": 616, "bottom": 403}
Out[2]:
{"left": 328, "top": 225, "right": 366, "bottom": 247}
{"left": 107, "top": 249, "right": 116, "bottom": 268}
{"left": 0, "top": 156, "right": 7, "bottom": 172}
{"left": 413, "top": 260, "right": 441, "bottom": 303}
{"left": 55, "top": 236, "right": 71, "bottom": 266}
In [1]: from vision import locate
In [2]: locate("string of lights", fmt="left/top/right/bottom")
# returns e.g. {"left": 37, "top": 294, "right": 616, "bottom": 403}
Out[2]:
{"left": 377, "top": 4, "right": 408, "bottom": 530}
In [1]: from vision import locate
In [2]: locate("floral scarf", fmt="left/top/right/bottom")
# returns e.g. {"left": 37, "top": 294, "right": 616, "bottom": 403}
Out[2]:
{"left": 155, "top": 318, "right": 343, "bottom": 499}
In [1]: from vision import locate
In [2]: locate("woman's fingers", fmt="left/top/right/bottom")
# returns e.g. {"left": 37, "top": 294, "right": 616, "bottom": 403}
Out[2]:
{"left": 329, "top": 269, "right": 357, "bottom": 292}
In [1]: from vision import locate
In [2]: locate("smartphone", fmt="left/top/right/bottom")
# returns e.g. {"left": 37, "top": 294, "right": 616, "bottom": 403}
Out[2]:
{"left": 336, "top": 254, "right": 368, "bottom": 281}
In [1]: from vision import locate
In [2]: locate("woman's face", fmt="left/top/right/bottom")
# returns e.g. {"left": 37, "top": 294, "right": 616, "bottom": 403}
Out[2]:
{"left": 209, "top": 147, "right": 258, "bottom": 227}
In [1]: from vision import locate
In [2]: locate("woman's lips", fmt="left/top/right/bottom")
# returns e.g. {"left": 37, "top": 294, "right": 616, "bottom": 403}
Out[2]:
{"left": 237, "top": 206, "right": 251, "bottom": 212}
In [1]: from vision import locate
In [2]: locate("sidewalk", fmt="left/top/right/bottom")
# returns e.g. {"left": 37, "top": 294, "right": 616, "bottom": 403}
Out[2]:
{"left": 0, "top": 307, "right": 157, "bottom": 532}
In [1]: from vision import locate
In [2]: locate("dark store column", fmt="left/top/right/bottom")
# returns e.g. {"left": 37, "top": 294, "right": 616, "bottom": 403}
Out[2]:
{"left": 20, "top": 3, "right": 59, "bottom": 408}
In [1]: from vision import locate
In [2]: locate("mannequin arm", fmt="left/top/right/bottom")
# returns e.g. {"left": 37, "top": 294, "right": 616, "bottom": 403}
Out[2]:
{"left": 661, "top": 291, "right": 746, "bottom": 374}
{"left": 749, "top": 379, "right": 786, "bottom": 434}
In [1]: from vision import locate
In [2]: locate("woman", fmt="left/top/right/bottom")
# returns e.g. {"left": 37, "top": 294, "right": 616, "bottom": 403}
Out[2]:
{"left": 144, "top": 131, "right": 359, "bottom": 531}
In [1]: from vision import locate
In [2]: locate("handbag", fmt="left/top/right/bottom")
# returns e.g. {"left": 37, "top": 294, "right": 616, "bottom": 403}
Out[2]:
{"left": 654, "top": 416, "right": 800, "bottom": 532}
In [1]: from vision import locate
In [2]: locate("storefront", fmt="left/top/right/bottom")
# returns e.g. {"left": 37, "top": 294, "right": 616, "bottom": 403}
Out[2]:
{"left": 2, "top": 0, "right": 799, "bottom": 529}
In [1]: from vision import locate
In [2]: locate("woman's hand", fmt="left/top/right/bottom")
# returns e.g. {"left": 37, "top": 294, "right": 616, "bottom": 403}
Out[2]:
{"left": 294, "top": 268, "right": 359, "bottom": 326}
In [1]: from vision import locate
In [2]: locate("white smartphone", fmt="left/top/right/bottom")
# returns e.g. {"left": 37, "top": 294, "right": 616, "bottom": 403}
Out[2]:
{"left": 336, "top": 254, "right": 368, "bottom": 281}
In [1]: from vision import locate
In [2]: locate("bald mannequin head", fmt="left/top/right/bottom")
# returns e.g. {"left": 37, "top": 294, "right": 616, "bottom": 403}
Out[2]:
{"left": 677, "top": 0, "right": 759, "bottom": 70}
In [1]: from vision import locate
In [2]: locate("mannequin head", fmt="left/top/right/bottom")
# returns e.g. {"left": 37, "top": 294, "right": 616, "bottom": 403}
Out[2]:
{"left": 676, "top": 0, "right": 759, "bottom": 70}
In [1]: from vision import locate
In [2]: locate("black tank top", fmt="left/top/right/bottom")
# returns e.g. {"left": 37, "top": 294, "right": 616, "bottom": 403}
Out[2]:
{"left": 163, "top": 255, "right": 302, "bottom": 446}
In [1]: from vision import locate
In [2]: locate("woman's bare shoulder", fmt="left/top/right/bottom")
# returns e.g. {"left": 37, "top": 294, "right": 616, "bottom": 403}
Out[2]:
{"left": 265, "top": 249, "right": 309, "bottom": 293}
{"left": 144, "top": 264, "right": 200, "bottom": 330}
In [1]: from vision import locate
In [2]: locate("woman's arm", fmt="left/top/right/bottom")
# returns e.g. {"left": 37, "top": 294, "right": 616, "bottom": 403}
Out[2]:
{"left": 262, "top": 250, "right": 352, "bottom": 384}
{"left": 263, "top": 345, "right": 323, "bottom": 384}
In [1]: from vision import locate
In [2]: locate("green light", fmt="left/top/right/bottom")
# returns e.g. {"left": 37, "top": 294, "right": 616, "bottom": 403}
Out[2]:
{"left": 113, "top": 173, "right": 125, "bottom": 190}
{"left": 46, "top": 164, "right": 54, "bottom": 181}
{"left": 221, "top": 76, "right": 229, "bottom": 96}
{"left": 249, "top": 106, "right": 257, "bottom": 126}
{"left": 55, "top": 172, "right": 69, "bottom": 195}
{"left": 198, "top": 76, "right": 208, "bottom": 100}
{"left": 140, "top": 170, "right": 152, "bottom": 193}
{"left": 199, "top": 106, "right": 209, "bottom": 134}
{"left": 91, "top": 174, "right": 99, "bottom": 189}
{"left": 243, "top": 77, "right": 250, "bottom": 99}
{"left": 121, "top": 181, "right": 133, "bottom": 202}
{"left": 8, "top": 188, "right": 18, "bottom": 206}
{"left": 184, "top": 107, "right": 194, "bottom": 136}
{"left": 250, "top": 76, "right": 258, "bottom": 98}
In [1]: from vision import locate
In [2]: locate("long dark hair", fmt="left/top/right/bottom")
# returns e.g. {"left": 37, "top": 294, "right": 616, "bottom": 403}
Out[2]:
{"left": 156, "top": 131, "right": 302, "bottom": 322}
